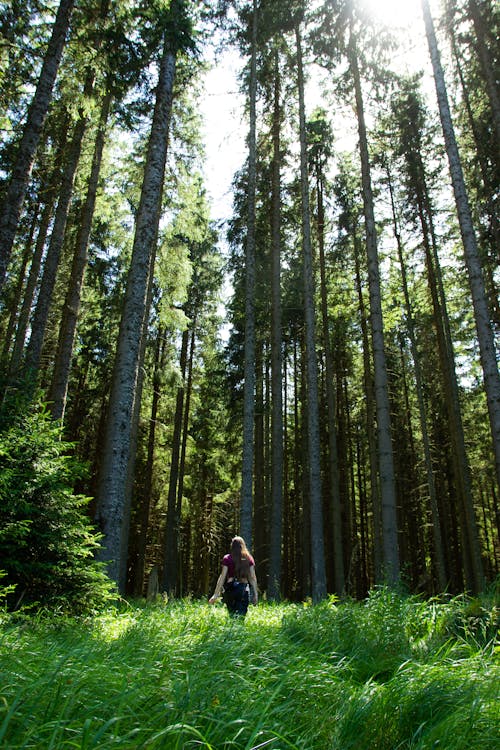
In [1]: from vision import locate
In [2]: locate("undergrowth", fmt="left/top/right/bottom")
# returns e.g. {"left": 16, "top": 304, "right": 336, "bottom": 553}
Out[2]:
{"left": 0, "top": 589, "right": 498, "bottom": 749}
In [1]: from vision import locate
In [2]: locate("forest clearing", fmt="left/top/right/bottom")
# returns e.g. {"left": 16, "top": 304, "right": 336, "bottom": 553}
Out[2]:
{"left": 1, "top": 8, "right": 500, "bottom": 748}
{"left": 1, "top": 2, "right": 499, "bottom": 744}
{"left": 0, "top": 592, "right": 498, "bottom": 750}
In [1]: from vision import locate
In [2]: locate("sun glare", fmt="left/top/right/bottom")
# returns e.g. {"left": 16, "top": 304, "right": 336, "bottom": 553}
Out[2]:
{"left": 362, "top": 0, "right": 423, "bottom": 28}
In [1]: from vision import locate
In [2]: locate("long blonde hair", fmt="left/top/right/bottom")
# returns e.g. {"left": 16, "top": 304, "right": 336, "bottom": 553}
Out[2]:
{"left": 231, "top": 536, "right": 251, "bottom": 579}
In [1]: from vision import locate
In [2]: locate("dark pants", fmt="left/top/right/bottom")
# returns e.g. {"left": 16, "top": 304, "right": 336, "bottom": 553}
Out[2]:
{"left": 223, "top": 580, "right": 250, "bottom": 617}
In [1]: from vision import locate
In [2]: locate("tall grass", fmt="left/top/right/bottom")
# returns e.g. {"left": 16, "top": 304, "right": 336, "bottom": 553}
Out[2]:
{"left": 0, "top": 588, "right": 498, "bottom": 749}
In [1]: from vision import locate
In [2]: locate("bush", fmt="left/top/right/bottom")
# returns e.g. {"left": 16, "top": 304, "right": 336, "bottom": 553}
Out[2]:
{"left": 0, "top": 400, "right": 115, "bottom": 614}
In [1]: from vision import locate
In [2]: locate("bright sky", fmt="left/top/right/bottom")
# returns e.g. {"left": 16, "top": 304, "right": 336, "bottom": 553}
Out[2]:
{"left": 200, "top": 0, "right": 433, "bottom": 226}
{"left": 200, "top": 52, "right": 246, "bottom": 225}
{"left": 362, "top": 0, "right": 423, "bottom": 28}
{"left": 199, "top": 0, "right": 437, "bottom": 338}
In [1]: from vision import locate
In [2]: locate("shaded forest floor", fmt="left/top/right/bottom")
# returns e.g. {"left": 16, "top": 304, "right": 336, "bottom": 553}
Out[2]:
{"left": 0, "top": 588, "right": 498, "bottom": 749}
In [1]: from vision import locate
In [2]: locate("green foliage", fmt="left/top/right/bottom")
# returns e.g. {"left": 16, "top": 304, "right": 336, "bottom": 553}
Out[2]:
{"left": 0, "top": 592, "right": 497, "bottom": 749}
{"left": 0, "top": 399, "right": 115, "bottom": 614}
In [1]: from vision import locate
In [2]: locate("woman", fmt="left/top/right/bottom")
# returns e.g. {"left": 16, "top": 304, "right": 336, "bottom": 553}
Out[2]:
{"left": 208, "top": 536, "right": 258, "bottom": 616}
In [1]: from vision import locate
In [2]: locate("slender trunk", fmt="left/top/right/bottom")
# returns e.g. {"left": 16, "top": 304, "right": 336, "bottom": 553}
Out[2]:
{"left": 177, "top": 323, "right": 195, "bottom": 504}
{"left": 356, "top": 426, "right": 369, "bottom": 594}
{"left": 449, "top": 29, "right": 500, "bottom": 290}
{"left": 163, "top": 327, "right": 189, "bottom": 595}
{"left": 176, "top": 323, "right": 195, "bottom": 512}
{"left": 240, "top": 0, "right": 258, "bottom": 546}
{"left": 24, "top": 109, "right": 89, "bottom": 375}
{"left": 96, "top": 38, "right": 177, "bottom": 591}
{"left": 49, "top": 89, "right": 113, "bottom": 421}
{"left": 316, "top": 166, "right": 344, "bottom": 594}
{"left": 386, "top": 165, "right": 447, "bottom": 590}
{"left": 133, "top": 328, "right": 167, "bottom": 596}
{"left": 296, "top": 23, "right": 326, "bottom": 601}
{"left": 353, "top": 228, "right": 382, "bottom": 581}
{"left": 8, "top": 133, "right": 66, "bottom": 375}
{"left": 299, "top": 333, "right": 311, "bottom": 598}
{"left": 268, "top": 46, "right": 284, "bottom": 600}
{"left": 349, "top": 26, "right": 399, "bottom": 582}
{"left": 124, "top": 253, "right": 156, "bottom": 595}
{"left": 467, "top": 0, "right": 500, "bottom": 146}
{"left": 254, "top": 342, "right": 267, "bottom": 585}
{"left": 396, "top": 337, "right": 425, "bottom": 586}
{"left": 419, "top": 188, "right": 480, "bottom": 591}
{"left": 282, "top": 345, "right": 292, "bottom": 597}
{"left": 2, "top": 208, "right": 38, "bottom": 360}
{"left": 423, "top": 0, "right": 500, "bottom": 524}
{"left": 0, "top": 0, "right": 75, "bottom": 290}
{"left": 450, "top": 29, "right": 500, "bottom": 251}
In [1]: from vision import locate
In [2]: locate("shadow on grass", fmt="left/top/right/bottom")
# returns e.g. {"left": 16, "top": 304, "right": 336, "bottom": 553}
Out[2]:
{"left": 0, "top": 592, "right": 498, "bottom": 749}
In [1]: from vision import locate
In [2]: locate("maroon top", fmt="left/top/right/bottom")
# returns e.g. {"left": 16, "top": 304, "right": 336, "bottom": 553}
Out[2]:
{"left": 223, "top": 552, "right": 255, "bottom": 579}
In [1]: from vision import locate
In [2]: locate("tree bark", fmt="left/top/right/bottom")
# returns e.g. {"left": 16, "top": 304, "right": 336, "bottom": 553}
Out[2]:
{"left": 49, "top": 88, "right": 113, "bottom": 421}
{"left": 24, "top": 109, "right": 89, "bottom": 376}
{"left": 349, "top": 25, "right": 400, "bottom": 583}
{"left": 133, "top": 328, "right": 167, "bottom": 596}
{"left": 315, "top": 158, "right": 344, "bottom": 595}
{"left": 467, "top": 0, "right": 500, "bottom": 146}
{"left": 95, "top": 35, "right": 177, "bottom": 591}
{"left": 163, "top": 327, "right": 189, "bottom": 595}
{"left": 176, "top": 324, "right": 196, "bottom": 516}
{"left": 8, "top": 131, "right": 67, "bottom": 376}
{"left": 423, "top": 0, "right": 500, "bottom": 565}
{"left": 240, "top": 0, "right": 258, "bottom": 547}
{"left": 268, "top": 46, "right": 284, "bottom": 600}
{"left": 1, "top": 207, "right": 38, "bottom": 361}
{"left": 353, "top": 228, "right": 382, "bottom": 582}
{"left": 385, "top": 163, "right": 447, "bottom": 590}
{"left": 296, "top": 22, "right": 326, "bottom": 601}
{"left": 0, "top": 0, "right": 75, "bottom": 290}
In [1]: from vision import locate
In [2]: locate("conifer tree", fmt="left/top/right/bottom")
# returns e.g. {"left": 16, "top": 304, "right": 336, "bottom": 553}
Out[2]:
{"left": 240, "top": 0, "right": 258, "bottom": 547}
{"left": 0, "top": 0, "right": 75, "bottom": 291}
{"left": 96, "top": 0, "right": 194, "bottom": 590}
{"left": 422, "top": 0, "right": 500, "bottom": 548}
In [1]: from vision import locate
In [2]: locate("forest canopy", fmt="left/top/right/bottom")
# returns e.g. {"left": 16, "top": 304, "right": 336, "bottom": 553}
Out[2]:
{"left": 0, "top": 0, "right": 498, "bottom": 611}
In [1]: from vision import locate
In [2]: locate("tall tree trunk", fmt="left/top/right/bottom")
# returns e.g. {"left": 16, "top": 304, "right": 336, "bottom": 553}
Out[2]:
{"left": 176, "top": 324, "right": 196, "bottom": 514}
{"left": 0, "top": 0, "right": 75, "bottom": 290}
{"left": 385, "top": 164, "right": 447, "bottom": 590}
{"left": 282, "top": 345, "right": 293, "bottom": 597}
{"left": 296, "top": 22, "right": 326, "bottom": 601}
{"left": 299, "top": 334, "right": 312, "bottom": 598}
{"left": 175, "top": 323, "right": 196, "bottom": 592}
{"left": 124, "top": 257, "right": 156, "bottom": 595}
{"left": 95, "top": 34, "right": 177, "bottom": 591}
{"left": 448, "top": 27, "right": 500, "bottom": 317}
{"left": 24, "top": 107, "right": 90, "bottom": 376}
{"left": 353, "top": 227, "right": 382, "bottom": 581}
{"left": 240, "top": 0, "right": 258, "bottom": 546}
{"left": 8, "top": 132, "right": 67, "bottom": 376}
{"left": 422, "top": 0, "right": 500, "bottom": 523}
{"left": 163, "top": 327, "right": 189, "bottom": 595}
{"left": 449, "top": 27, "right": 500, "bottom": 257}
{"left": 316, "top": 163, "right": 344, "bottom": 595}
{"left": 417, "top": 178, "right": 481, "bottom": 591}
{"left": 133, "top": 328, "right": 167, "bottom": 596}
{"left": 268, "top": 45, "right": 284, "bottom": 600}
{"left": 467, "top": 0, "right": 500, "bottom": 146}
{"left": 254, "top": 341, "right": 267, "bottom": 586}
{"left": 349, "top": 26, "right": 400, "bottom": 583}
{"left": 49, "top": 88, "right": 113, "bottom": 421}
{"left": 1, "top": 207, "right": 38, "bottom": 361}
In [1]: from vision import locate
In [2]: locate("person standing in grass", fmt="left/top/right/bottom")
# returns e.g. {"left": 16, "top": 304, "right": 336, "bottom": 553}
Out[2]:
{"left": 208, "top": 536, "right": 258, "bottom": 616}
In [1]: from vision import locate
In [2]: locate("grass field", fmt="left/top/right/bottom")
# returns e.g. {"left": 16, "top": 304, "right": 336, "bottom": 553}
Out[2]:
{"left": 0, "top": 588, "right": 498, "bottom": 749}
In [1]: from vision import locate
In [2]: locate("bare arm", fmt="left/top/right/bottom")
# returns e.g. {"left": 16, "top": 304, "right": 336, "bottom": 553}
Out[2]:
{"left": 248, "top": 566, "right": 258, "bottom": 604}
{"left": 208, "top": 565, "right": 228, "bottom": 604}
